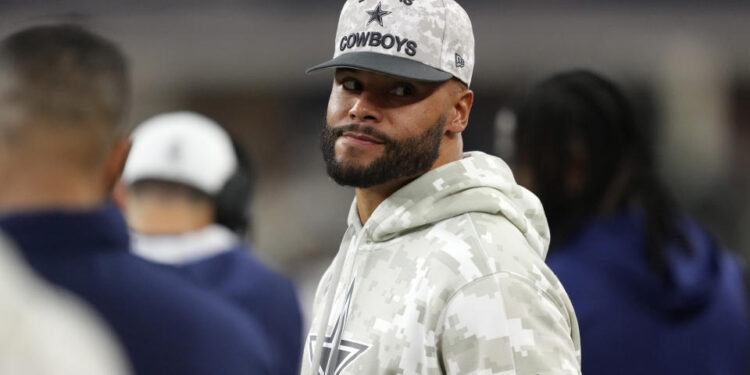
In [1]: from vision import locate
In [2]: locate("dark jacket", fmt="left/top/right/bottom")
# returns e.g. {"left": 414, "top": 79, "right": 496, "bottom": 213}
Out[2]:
{"left": 0, "top": 204, "right": 272, "bottom": 375}
{"left": 132, "top": 225, "right": 304, "bottom": 375}
{"left": 548, "top": 211, "right": 749, "bottom": 374}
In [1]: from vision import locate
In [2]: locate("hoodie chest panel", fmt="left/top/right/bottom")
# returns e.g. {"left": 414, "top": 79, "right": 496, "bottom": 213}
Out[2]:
{"left": 334, "top": 224, "right": 487, "bottom": 374}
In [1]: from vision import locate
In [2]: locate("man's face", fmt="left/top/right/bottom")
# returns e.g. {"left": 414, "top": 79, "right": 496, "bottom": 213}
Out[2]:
{"left": 320, "top": 69, "right": 451, "bottom": 188}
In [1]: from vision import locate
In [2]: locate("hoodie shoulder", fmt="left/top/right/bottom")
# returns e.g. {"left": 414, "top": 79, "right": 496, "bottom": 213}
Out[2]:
{"left": 427, "top": 212, "right": 582, "bottom": 373}
{"left": 447, "top": 212, "right": 569, "bottom": 300}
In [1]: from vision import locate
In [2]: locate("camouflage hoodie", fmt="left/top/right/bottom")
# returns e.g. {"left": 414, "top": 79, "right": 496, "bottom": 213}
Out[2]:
{"left": 302, "top": 151, "right": 581, "bottom": 375}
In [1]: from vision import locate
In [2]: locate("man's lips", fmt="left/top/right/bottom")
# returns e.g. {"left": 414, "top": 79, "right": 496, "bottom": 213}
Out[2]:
{"left": 340, "top": 131, "right": 385, "bottom": 146}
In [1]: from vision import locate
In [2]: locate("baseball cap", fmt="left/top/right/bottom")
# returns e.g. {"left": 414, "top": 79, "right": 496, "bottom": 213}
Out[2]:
{"left": 306, "top": 0, "right": 475, "bottom": 86}
{"left": 122, "top": 111, "right": 238, "bottom": 195}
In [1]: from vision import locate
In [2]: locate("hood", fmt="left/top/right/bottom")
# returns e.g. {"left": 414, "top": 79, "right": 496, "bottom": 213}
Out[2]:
{"left": 556, "top": 212, "right": 735, "bottom": 315}
{"left": 348, "top": 151, "right": 550, "bottom": 258}
{"left": 661, "top": 218, "right": 726, "bottom": 313}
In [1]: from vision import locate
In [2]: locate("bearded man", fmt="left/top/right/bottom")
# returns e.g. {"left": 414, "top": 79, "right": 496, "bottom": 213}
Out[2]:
{"left": 301, "top": 1, "right": 582, "bottom": 374}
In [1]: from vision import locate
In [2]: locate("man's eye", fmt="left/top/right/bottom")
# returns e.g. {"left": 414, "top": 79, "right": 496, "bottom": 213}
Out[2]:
{"left": 342, "top": 79, "right": 360, "bottom": 90}
{"left": 391, "top": 85, "right": 413, "bottom": 97}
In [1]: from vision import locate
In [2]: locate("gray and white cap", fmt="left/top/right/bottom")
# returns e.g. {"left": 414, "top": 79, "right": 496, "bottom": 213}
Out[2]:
{"left": 307, "top": 0, "right": 475, "bottom": 86}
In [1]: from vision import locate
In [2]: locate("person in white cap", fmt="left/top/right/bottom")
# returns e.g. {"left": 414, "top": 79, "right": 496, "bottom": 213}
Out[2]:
{"left": 120, "top": 111, "right": 304, "bottom": 375}
{"left": 302, "top": 0, "right": 582, "bottom": 374}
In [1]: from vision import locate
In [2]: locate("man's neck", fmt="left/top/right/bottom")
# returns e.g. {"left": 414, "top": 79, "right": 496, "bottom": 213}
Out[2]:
{"left": 124, "top": 196, "right": 215, "bottom": 235}
{"left": 354, "top": 177, "right": 412, "bottom": 225}
{"left": 354, "top": 138, "right": 463, "bottom": 225}
{"left": 0, "top": 169, "right": 105, "bottom": 213}
{"left": 354, "top": 147, "right": 464, "bottom": 225}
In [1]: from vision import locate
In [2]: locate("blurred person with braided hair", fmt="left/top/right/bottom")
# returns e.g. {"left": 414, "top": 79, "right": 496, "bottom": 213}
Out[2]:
{"left": 508, "top": 69, "right": 749, "bottom": 374}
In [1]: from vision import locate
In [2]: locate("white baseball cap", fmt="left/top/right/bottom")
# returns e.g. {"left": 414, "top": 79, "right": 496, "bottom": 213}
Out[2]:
{"left": 307, "top": 0, "right": 475, "bottom": 86}
{"left": 122, "top": 111, "right": 238, "bottom": 195}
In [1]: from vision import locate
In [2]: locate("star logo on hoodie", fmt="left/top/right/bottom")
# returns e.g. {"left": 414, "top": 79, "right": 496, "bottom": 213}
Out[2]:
{"left": 366, "top": 2, "right": 391, "bottom": 27}
{"left": 308, "top": 279, "right": 369, "bottom": 375}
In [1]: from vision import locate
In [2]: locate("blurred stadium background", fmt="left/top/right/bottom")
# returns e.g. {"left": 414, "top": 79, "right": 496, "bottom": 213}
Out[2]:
{"left": 2, "top": 0, "right": 749, "bottom": 324}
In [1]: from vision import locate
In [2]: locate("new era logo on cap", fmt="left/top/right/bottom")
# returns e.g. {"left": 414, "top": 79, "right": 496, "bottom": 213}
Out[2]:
{"left": 307, "top": 0, "right": 475, "bottom": 86}
{"left": 455, "top": 53, "right": 465, "bottom": 69}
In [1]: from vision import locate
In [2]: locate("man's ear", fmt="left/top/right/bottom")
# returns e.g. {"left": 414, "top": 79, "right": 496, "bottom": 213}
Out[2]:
{"left": 446, "top": 87, "right": 473, "bottom": 135}
{"left": 102, "top": 137, "right": 131, "bottom": 196}
{"left": 111, "top": 181, "right": 127, "bottom": 211}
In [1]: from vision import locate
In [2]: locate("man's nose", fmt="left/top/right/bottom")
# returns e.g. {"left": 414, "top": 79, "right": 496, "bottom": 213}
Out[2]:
{"left": 348, "top": 92, "right": 382, "bottom": 123}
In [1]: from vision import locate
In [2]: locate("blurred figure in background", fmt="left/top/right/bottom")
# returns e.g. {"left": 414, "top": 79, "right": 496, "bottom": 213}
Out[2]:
{"left": 120, "top": 111, "right": 304, "bottom": 375}
{"left": 509, "top": 69, "right": 749, "bottom": 374}
{"left": 0, "top": 24, "right": 272, "bottom": 374}
{"left": 0, "top": 233, "right": 129, "bottom": 375}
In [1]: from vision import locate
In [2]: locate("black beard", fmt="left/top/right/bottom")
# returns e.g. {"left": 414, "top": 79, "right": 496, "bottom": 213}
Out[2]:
{"left": 320, "top": 116, "right": 446, "bottom": 188}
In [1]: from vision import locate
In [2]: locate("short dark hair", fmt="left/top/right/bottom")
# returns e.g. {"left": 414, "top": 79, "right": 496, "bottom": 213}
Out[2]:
{"left": 0, "top": 24, "right": 130, "bottom": 134}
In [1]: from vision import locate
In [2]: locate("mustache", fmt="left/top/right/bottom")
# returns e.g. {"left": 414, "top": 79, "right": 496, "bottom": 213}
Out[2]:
{"left": 327, "top": 123, "right": 393, "bottom": 145}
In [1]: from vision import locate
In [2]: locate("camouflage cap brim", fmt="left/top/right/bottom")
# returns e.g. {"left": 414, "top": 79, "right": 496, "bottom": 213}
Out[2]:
{"left": 306, "top": 52, "right": 453, "bottom": 83}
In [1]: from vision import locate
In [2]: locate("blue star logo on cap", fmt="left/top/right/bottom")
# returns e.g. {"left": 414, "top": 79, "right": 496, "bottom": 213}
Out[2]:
{"left": 366, "top": 2, "right": 392, "bottom": 27}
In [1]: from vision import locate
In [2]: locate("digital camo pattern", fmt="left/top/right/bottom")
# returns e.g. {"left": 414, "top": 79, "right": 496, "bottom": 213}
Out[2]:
{"left": 302, "top": 152, "right": 581, "bottom": 375}
{"left": 332, "top": 0, "right": 474, "bottom": 85}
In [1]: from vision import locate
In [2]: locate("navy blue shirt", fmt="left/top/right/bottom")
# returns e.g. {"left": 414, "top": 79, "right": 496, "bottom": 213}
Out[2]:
{"left": 168, "top": 246, "right": 304, "bottom": 375}
{"left": 0, "top": 204, "right": 273, "bottom": 375}
{"left": 548, "top": 211, "right": 749, "bottom": 375}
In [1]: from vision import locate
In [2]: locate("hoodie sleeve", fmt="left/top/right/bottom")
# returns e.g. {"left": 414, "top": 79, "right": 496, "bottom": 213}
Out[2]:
{"left": 438, "top": 273, "right": 581, "bottom": 374}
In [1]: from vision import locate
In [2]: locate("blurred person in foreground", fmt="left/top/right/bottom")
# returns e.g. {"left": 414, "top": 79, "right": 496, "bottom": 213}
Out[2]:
{"left": 119, "top": 111, "right": 304, "bottom": 375}
{"left": 0, "top": 24, "right": 272, "bottom": 374}
{"left": 0, "top": 232, "right": 129, "bottom": 374}
{"left": 301, "top": 0, "right": 581, "bottom": 373}
{"left": 509, "top": 69, "right": 749, "bottom": 374}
